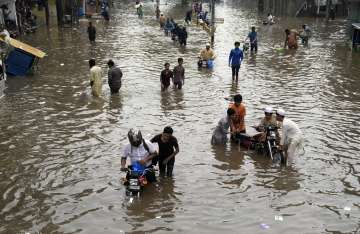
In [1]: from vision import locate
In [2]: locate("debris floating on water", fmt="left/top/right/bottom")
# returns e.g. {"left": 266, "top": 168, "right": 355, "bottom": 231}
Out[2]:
{"left": 344, "top": 206, "right": 351, "bottom": 211}
{"left": 60, "top": 63, "right": 64, "bottom": 66}
{"left": 156, "top": 216, "right": 161, "bottom": 219}
{"left": 275, "top": 215, "right": 284, "bottom": 221}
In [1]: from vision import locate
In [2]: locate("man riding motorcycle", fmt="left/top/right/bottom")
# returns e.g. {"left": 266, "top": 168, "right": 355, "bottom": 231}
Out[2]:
{"left": 255, "top": 106, "right": 280, "bottom": 142}
{"left": 198, "top": 43, "right": 216, "bottom": 67}
{"left": 121, "top": 129, "right": 158, "bottom": 183}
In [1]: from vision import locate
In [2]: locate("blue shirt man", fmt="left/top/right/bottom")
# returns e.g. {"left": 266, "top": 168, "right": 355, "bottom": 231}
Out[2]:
{"left": 247, "top": 26, "right": 258, "bottom": 52}
{"left": 228, "top": 41, "right": 244, "bottom": 81}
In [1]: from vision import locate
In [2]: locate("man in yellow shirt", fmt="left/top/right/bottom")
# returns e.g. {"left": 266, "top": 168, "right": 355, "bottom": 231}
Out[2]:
{"left": 89, "top": 59, "right": 102, "bottom": 97}
{"left": 198, "top": 43, "right": 216, "bottom": 67}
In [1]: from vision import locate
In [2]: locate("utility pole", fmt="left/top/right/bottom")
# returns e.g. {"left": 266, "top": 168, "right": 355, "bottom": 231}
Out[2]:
{"left": 326, "top": 0, "right": 330, "bottom": 20}
{"left": 44, "top": 0, "right": 50, "bottom": 27}
{"left": 56, "top": 0, "right": 63, "bottom": 26}
{"left": 210, "top": 0, "right": 215, "bottom": 44}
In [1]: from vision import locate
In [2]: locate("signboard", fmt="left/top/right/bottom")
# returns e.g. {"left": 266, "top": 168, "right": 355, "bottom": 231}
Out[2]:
{"left": 214, "top": 18, "right": 224, "bottom": 24}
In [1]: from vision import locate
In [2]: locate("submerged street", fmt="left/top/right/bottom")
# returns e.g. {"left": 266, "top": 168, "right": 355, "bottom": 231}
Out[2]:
{"left": 0, "top": 0, "right": 360, "bottom": 233}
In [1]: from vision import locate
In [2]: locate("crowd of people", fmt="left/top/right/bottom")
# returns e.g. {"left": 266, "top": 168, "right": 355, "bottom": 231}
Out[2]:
{"left": 260, "top": 12, "right": 313, "bottom": 49}
{"left": 158, "top": 14, "right": 188, "bottom": 46}
{"left": 211, "top": 94, "right": 304, "bottom": 166}
{"left": 0, "top": 0, "right": 37, "bottom": 37}
{"left": 284, "top": 24, "right": 312, "bottom": 49}
{"left": 84, "top": 3, "right": 306, "bottom": 183}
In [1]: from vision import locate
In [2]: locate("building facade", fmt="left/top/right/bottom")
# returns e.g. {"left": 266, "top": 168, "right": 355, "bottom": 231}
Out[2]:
{"left": 258, "top": 0, "right": 348, "bottom": 17}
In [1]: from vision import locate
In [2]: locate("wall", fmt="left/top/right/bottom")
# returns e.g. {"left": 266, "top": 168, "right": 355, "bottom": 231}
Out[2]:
{"left": 348, "top": 1, "right": 360, "bottom": 22}
{"left": 261, "top": 0, "right": 307, "bottom": 16}
{"left": 0, "top": 0, "right": 17, "bottom": 22}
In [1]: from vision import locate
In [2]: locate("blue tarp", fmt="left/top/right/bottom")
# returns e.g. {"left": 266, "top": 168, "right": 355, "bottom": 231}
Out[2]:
{"left": 5, "top": 49, "right": 35, "bottom": 76}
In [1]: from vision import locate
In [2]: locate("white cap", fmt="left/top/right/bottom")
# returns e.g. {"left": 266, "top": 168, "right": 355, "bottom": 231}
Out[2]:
{"left": 276, "top": 108, "right": 286, "bottom": 117}
{"left": 264, "top": 106, "right": 273, "bottom": 114}
{"left": 206, "top": 42, "right": 211, "bottom": 47}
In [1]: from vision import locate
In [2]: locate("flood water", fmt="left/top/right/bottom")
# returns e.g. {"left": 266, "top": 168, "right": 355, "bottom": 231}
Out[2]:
{"left": 0, "top": 0, "right": 360, "bottom": 233}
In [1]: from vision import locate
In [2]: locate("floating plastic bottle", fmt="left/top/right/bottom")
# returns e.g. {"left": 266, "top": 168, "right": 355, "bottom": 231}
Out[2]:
{"left": 260, "top": 223, "right": 270, "bottom": 229}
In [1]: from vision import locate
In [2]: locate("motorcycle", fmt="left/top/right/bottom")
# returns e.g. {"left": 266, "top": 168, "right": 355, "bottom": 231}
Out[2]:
{"left": 124, "top": 162, "right": 150, "bottom": 197}
{"left": 243, "top": 41, "right": 250, "bottom": 53}
{"left": 261, "top": 126, "right": 285, "bottom": 165}
{"left": 197, "top": 59, "right": 214, "bottom": 69}
{"left": 236, "top": 126, "right": 286, "bottom": 165}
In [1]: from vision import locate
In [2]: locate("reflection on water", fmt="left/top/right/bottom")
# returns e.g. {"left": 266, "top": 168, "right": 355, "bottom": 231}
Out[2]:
{"left": 0, "top": 0, "right": 359, "bottom": 233}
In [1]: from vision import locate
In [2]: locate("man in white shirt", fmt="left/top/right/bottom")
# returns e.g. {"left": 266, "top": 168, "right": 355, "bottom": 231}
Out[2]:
{"left": 267, "top": 13, "right": 274, "bottom": 24}
{"left": 276, "top": 109, "right": 304, "bottom": 165}
{"left": 121, "top": 129, "right": 158, "bottom": 182}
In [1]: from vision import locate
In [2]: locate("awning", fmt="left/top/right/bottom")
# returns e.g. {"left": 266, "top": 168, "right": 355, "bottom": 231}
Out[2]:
{"left": 0, "top": 37, "right": 46, "bottom": 58}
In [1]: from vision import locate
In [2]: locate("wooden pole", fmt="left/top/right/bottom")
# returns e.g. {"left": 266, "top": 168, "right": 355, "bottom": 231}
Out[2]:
{"left": 16, "top": 12, "right": 22, "bottom": 35}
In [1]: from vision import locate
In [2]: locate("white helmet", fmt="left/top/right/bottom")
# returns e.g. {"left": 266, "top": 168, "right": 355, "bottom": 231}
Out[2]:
{"left": 264, "top": 106, "right": 273, "bottom": 114}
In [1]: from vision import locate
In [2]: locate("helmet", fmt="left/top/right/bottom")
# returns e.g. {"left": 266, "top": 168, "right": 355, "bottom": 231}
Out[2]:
{"left": 128, "top": 128, "right": 143, "bottom": 147}
{"left": 264, "top": 106, "right": 273, "bottom": 114}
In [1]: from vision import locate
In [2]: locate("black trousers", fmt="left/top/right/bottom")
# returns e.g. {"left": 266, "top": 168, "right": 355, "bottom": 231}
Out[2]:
{"left": 159, "top": 158, "right": 175, "bottom": 177}
{"left": 174, "top": 81, "right": 183, "bottom": 89}
{"left": 231, "top": 65, "right": 240, "bottom": 78}
{"left": 110, "top": 86, "right": 120, "bottom": 94}
{"left": 251, "top": 42, "right": 258, "bottom": 52}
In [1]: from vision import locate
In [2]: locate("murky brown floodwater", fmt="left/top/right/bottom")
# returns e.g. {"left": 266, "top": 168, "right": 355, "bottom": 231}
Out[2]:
{"left": 1, "top": 0, "right": 360, "bottom": 233}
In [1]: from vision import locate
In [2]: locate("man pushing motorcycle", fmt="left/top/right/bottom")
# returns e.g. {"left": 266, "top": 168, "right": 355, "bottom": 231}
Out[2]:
{"left": 276, "top": 109, "right": 304, "bottom": 165}
{"left": 121, "top": 129, "right": 158, "bottom": 183}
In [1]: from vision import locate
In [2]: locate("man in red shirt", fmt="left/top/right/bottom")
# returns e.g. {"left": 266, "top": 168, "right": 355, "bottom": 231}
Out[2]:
{"left": 228, "top": 94, "right": 246, "bottom": 140}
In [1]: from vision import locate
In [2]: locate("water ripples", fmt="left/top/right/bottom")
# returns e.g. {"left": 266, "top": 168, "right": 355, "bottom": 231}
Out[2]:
{"left": 0, "top": 1, "right": 359, "bottom": 233}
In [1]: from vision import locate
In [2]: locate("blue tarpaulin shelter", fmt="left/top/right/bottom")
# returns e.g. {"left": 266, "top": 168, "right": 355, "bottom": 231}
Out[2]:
{"left": 0, "top": 36, "right": 45, "bottom": 76}
{"left": 6, "top": 49, "right": 35, "bottom": 76}
{"left": 352, "top": 23, "right": 360, "bottom": 52}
